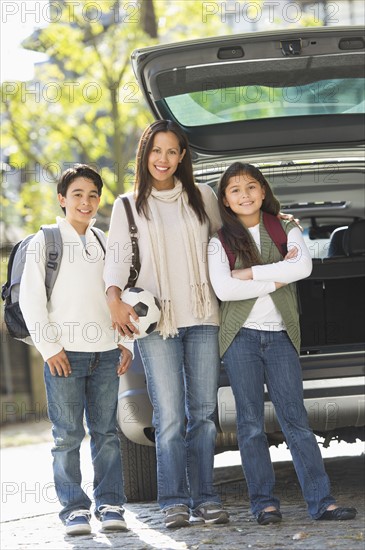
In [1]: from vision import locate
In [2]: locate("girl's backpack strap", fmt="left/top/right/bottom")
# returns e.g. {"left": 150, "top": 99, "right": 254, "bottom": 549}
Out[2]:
{"left": 217, "top": 228, "right": 236, "bottom": 270}
{"left": 262, "top": 212, "right": 288, "bottom": 257}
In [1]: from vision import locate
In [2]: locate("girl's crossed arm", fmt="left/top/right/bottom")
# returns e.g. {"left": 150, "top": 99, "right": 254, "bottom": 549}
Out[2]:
{"left": 208, "top": 237, "right": 278, "bottom": 302}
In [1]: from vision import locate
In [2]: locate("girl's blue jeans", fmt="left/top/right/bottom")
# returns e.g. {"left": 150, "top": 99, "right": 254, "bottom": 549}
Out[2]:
{"left": 137, "top": 325, "right": 222, "bottom": 510}
{"left": 223, "top": 328, "right": 335, "bottom": 519}
{"left": 44, "top": 349, "right": 125, "bottom": 522}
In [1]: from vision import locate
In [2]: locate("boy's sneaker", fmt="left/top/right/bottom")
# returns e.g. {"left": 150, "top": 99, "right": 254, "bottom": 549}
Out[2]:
{"left": 190, "top": 503, "right": 230, "bottom": 525}
{"left": 163, "top": 505, "right": 190, "bottom": 528}
{"left": 65, "top": 510, "right": 92, "bottom": 536}
{"left": 98, "top": 505, "right": 127, "bottom": 531}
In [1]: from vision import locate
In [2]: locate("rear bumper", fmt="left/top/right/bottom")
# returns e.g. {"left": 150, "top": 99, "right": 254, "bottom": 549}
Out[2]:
{"left": 217, "top": 376, "right": 365, "bottom": 434}
{"left": 117, "top": 347, "right": 365, "bottom": 446}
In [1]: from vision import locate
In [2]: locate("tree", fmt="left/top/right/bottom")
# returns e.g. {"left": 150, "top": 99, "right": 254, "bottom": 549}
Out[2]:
{"left": 1, "top": 0, "right": 225, "bottom": 232}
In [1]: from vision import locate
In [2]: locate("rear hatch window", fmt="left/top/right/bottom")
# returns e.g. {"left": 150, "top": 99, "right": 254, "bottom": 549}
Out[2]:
{"left": 165, "top": 77, "right": 364, "bottom": 127}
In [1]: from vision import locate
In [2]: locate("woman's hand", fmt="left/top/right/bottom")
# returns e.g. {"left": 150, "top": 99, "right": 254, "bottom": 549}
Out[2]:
{"left": 46, "top": 349, "right": 71, "bottom": 377}
{"left": 278, "top": 212, "right": 303, "bottom": 232}
{"left": 117, "top": 344, "right": 133, "bottom": 375}
{"left": 106, "top": 286, "right": 139, "bottom": 337}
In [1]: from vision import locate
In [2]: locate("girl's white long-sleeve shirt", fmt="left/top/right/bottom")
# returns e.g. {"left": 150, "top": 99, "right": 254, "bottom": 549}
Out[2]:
{"left": 104, "top": 184, "right": 222, "bottom": 329}
{"left": 208, "top": 224, "right": 312, "bottom": 331}
{"left": 19, "top": 217, "right": 133, "bottom": 361}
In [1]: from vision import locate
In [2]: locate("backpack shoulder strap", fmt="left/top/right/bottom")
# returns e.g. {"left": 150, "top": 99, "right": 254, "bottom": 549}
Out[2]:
{"left": 90, "top": 227, "right": 106, "bottom": 253}
{"left": 262, "top": 212, "right": 288, "bottom": 257}
{"left": 217, "top": 228, "right": 236, "bottom": 270}
{"left": 41, "top": 225, "right": 63, "bottom": 301}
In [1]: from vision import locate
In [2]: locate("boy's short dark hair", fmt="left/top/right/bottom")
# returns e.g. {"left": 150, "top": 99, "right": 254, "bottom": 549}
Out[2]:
{"left": 57, "top": 164, "right": 103, "bottom": 213}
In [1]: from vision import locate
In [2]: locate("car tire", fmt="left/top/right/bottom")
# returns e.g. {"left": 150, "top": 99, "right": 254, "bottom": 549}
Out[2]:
{"left": 117, "top": 427, "right": 157, "bottom": 502}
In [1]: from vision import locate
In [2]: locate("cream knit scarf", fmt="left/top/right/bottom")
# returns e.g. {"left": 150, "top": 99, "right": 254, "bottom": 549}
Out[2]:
{"left": 146, "top": 180, "right": 211, "bottom": 338}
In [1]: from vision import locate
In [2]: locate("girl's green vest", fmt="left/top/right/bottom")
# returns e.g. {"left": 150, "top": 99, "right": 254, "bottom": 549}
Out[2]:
{"left": 219, "top": 214, "right": 300, "bottom": 357}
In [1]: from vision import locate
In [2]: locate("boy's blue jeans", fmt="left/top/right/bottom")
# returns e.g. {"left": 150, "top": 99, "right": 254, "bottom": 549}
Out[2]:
{"left": 44, "top": 349, "right": 125, "bottom": 522}
{"left": 223, "top": 328, "right": 336, "bottom": 519}
{"left": 138, "top": 325, "right": 221, "bottom": 510}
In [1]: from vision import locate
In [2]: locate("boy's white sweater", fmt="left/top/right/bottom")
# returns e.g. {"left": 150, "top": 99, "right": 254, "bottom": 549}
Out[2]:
{"left": 19, "top": 217, "right": 133, "bottom": 361}
{"left": 104, "top": 184, "right": 221, "bottom": 329}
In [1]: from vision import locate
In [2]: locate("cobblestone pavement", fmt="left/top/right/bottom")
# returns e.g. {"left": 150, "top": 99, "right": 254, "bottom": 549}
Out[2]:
{"left": 1, "top": 455, "right": 364, "bottom": 550}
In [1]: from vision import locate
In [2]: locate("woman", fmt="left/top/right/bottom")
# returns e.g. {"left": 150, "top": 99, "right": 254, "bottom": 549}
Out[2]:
{"left": 104, "top": 120, "right": 229, "bottom": 528}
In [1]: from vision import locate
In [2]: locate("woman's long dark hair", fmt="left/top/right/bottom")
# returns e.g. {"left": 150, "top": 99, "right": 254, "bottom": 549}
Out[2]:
{"left": 217, "top": 162, "right": 281, "bottom": 267}
{"left": 134, "top": 120, "right": 207, "bottom": 223}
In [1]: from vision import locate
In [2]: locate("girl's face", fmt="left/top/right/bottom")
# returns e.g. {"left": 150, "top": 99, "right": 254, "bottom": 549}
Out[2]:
{"left": 223, "top": 172, "right": 265, "bottom": 226}
{"left": 147, "top": 131, "right": 186, "bottom": 190}
{"left": 58, "top": 177, "right": 100, "bottom": 234}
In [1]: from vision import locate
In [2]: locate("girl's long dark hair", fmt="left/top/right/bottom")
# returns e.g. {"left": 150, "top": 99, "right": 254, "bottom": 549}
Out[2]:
{"left": 134, "top": 120, "right": 207, "bottom": 223}
{"left": 217, "top": 162, "right": 281, "bottom": 267}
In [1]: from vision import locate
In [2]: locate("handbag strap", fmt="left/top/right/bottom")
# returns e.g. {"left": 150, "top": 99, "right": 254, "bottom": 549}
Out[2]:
{"left": 120, "top": 196, "right": 141, "bottom": 289}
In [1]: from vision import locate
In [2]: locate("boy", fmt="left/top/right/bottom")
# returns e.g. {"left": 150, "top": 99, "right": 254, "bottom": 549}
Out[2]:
{"left": 19, "top": 164, "right": 133, "bottom": 536}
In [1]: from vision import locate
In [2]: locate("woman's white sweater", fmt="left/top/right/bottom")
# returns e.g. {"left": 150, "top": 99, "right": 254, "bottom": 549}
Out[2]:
{"left": 19, "top": 217, "right": 132, "bottom": 361}
{"left": 104, "top": 184, "right": 221, "bottom": 329}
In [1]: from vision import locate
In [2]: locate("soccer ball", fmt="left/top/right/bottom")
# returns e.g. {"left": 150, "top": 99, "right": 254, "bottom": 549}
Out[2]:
{"left": 121, "top": 287, "right": 161, "bottom": 339}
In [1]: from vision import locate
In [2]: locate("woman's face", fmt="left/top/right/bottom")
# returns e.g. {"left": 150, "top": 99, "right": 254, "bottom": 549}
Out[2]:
{"left": 147, "top": 131, "right": 186, "bottom": 190}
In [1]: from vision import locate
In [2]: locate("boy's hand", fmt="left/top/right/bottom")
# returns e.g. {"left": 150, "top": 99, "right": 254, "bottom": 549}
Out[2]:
{"left": 117, "top": 345, "right": 133, "bottom": 375}
{"left": 46, "top": 350, "right": 71, "bottom": 377}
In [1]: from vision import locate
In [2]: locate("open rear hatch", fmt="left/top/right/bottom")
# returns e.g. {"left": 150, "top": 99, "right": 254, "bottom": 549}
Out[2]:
{"left": 132, "top": 27, "right": 365, "bottom": 162}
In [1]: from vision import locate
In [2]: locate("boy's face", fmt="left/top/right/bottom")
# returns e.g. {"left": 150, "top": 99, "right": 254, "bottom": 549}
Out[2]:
{"left": 58, "top": 177, "right": 100, "bottom": 233}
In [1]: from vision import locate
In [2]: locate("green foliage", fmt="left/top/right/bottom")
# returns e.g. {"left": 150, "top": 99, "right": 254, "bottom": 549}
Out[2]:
{"left": 1, "top": 0, "right": 227, "bottom": 231}
{"left": 19, "top": 181, "right": 59, "bottom": 232}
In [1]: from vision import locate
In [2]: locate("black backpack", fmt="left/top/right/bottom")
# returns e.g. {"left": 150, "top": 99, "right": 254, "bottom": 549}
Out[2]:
{"left": 2, "top": 225, "right": 105, "bottom": 344}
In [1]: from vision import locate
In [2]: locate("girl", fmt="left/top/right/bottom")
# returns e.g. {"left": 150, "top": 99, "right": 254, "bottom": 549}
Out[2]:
{"left": 208, "top": 162, "right": 357, "bottom": 525}
{"left": 104, "top": 120, "right": 229, "bottom": 528}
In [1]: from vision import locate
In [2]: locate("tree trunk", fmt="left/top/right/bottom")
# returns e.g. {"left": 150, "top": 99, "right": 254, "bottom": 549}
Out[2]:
{"left": 141, "top": 0, "right": 158, "bottom": 38}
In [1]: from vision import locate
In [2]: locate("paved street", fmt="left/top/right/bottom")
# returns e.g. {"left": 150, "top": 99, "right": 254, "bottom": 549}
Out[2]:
{"left": 1, "top": 422, "right": 364, "bottom": 549}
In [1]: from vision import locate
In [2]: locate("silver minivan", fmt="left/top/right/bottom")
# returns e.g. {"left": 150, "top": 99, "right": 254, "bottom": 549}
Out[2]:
{"left": 117, "top": 26, "right": 365, "bottom": 502}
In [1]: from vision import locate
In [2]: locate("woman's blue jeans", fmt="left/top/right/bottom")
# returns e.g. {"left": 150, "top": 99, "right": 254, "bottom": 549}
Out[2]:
{"left": 223, "top": 328, "right": 335, "bottom": 519}
{"left": 138, "top": 325, "right": 221, "bottom": 510}
{"left": 44, "top": 349, "right": 125, "bottom": 522}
